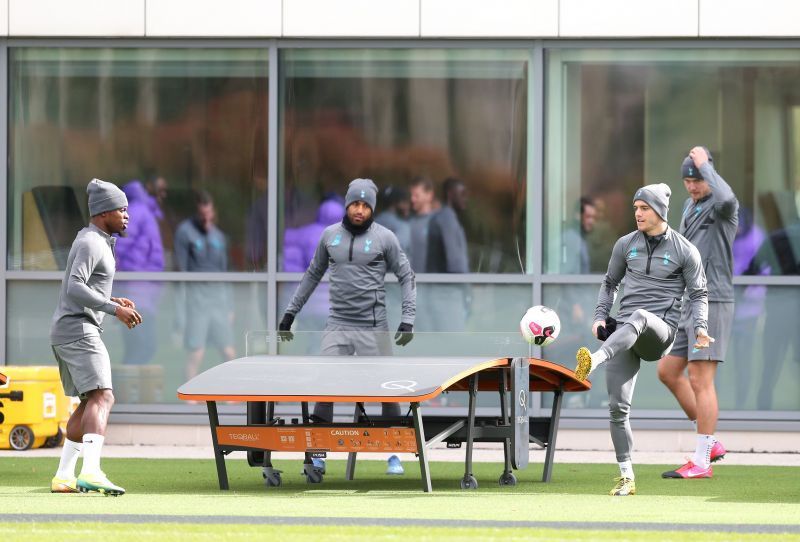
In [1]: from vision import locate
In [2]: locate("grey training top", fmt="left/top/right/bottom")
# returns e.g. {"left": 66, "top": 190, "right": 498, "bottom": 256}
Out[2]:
{"left": 50, "top": 224, "right": 120, "bottom": 345}
{"left": 679, "top": 161, "right": 739, "bottom": 302}
{"left": 426, "top": 206, "right": 469, "bottom": 273}
{"left": 375, "top": 210, "right": 412, "bottom": 257}
{"left": 409, "top": 213, "right": 432, "bottom": 272}
{"left": 286, "top": 221, "right": 416, "bottom": 327}
{"left": 595, "top": 227, "right": 708, "bottom": 333}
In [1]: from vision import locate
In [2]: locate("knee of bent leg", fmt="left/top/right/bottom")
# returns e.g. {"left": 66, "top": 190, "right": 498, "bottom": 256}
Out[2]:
{"left": 630, "top": 309, "right": 648, "bottom": 326}
{"left": 657, "top": 362, "right": 675, "bottom": 385}
{"left": 607, "top": 396, "right": 631, "bottom": 423}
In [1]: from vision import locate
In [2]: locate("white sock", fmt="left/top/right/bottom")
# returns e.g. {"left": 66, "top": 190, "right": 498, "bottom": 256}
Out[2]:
{"left": 55, "top": 439, "right": 82, "bottom": 479}
{"left": 80, "top": 433, "right": 105, "bottom": 476}
{"left": 588, "top": 349, "right": 609, "bottom": 376}
{"left": 693, "top": 434, "right": 715, "bottom": 469}
{"left": 618, "top": 460, "right": 635, "bottom": 480}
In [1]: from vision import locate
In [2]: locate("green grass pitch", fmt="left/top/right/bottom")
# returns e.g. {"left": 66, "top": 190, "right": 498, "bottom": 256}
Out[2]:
{"left": 1, "top": 457, "right": 798, "bottom": 541}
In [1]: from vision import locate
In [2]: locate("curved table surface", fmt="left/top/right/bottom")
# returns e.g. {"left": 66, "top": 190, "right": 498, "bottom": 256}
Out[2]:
{"left": 178, "top": 356, "right": 591, "bottom": 403}
{"left": 178, "top": 356, "right": 511, "bottom": 403}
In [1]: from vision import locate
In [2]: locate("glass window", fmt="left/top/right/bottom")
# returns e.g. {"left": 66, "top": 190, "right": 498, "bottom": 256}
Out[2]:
{"left": 8, "top": 48, "right": 269, "bottom": 272}
{"left": 280, "top": 49, "right": 529, "bottom": 274}
{"left": 545, "top": 48, "right": 800, "bottom": 275}
{"left": 721, "top": 285, "right": 800, "bottom": 411}
{"left": 7, "top": 280, "right": 268, "bottom": 404}
{"left": 277, "top": 281, "right": 532, "bottom": 346}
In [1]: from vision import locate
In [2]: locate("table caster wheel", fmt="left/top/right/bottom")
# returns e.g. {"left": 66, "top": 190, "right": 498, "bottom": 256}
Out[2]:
{"left": 460, "top": 474, "right": 478, "bottom": 490}
{"left": 262, "top": 467, "right": 283, "bottom": 487}
{"left": 304, "top": 463, "right": 323, "bottom": 484}
{"left": 498, "top": 472, "right": 517, "bottom": 486}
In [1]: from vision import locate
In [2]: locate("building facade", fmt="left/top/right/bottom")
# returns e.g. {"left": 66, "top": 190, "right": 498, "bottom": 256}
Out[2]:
{"left": 2, "top": 1, "right": 799, "bottom": 429}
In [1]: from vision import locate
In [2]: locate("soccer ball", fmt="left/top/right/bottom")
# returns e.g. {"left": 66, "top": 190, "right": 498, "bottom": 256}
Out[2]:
{"left": 519, "top": 305, "right": 561, "bottom": 346}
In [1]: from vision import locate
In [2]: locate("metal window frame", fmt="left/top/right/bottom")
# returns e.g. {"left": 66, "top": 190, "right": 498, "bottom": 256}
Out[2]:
{"left": 1, "top": 37, "right": 798, "bottom": 428}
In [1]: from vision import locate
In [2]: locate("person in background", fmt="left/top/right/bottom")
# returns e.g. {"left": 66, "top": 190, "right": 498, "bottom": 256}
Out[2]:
{"left": 174, "top": 190, "right": 236, "bottom": 380}
{"left": 376, "top": 185, "right": 412, "bottom": 256}
{"left": 426, "top": 177, "right": 470, "bottom": 332}
{"left": 115, "top": 180, "right": 164, "bottom": 366}
{"left": 657, "top": 147, "right": 738, "bottom": 480}
{"left": 283, "top": 196, "right": 345, "bottom": 333}
{"left": 408, "top": 176, "right": 437, "bottom": 273}
{"left": 561, "top": 196, "right": 597, "bottom": 274}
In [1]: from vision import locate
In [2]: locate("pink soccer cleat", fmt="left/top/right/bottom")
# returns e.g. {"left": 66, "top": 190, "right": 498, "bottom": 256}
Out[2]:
{"left": 709, "top": 440, "right": 727, "bottom": 463}
{"left": 661, "top": 461, "right": 713, "bottom": 479}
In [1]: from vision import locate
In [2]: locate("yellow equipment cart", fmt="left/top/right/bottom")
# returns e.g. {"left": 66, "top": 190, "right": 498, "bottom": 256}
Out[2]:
{"left": 0, "top": 366, "right": 77, "bottom": 450}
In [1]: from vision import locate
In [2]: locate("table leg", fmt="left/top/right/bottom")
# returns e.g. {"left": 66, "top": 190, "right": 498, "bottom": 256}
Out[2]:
{"left": 500, "top": 368, "right": 513, "bottom": 479}
{"left": 543, "top": 388, "right": 563, "bottom": 482}
{"left": 345, "top": 402, "right": 361, "bottom": 480}
{"left": 207, "top": 401, "right": 229, "bottom": 490}
{"left": 461, "top": 374, "right": 479, "bottom": 489}
{"left": 411, "top": 402, "right": 431, "bottom": 492}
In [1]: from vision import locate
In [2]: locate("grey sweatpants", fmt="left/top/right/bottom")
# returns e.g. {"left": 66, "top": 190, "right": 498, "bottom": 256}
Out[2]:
{"left": 313, "top": 322, "right": 401, "bottom": 422}
{"left": 600, "top": 309, "right": 676, "bottom": 462}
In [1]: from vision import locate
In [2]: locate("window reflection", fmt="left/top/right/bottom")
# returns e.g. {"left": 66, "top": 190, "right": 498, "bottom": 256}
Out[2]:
{"left": 546, "top": 49, "right": 800, "bottom": 275}
{"left": 280, "top": 49, "right": 528, "bottom": 274}
{"left": 9, "top": 48, "right": 268, "bottom": 271}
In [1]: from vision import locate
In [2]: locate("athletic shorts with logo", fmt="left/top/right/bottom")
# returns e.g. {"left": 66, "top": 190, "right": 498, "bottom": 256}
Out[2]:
{"left": 671, "top": 301, "right": 733, "bottom": 362}
{"left": 51, "top": 335, "right": 113, "bottom": 398}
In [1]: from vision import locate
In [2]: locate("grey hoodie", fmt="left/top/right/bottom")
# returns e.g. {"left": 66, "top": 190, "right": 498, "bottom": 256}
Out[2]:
{"left": 679, "top": 161, "right": 739, "bottom": 302}
{"left": 286, "top": 221, "right": 416, "bottom": 327}
{"left": 595, "top": 227, "right": 708, "bottom": 334}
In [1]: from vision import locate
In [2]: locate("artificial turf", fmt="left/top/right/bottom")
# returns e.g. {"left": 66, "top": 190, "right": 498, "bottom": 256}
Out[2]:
{"left": 1, "top": 457, "right": 798, "bottom": 540}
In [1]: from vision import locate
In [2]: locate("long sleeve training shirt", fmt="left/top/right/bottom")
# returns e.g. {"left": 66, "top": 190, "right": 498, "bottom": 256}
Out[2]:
{"left": 595, "top": 227, "right": 708, "bottom": 333}
{"left": 50, "top": 224, "right": 120, "bottom": 345}
{"left": 286, "top": 221, "right": 416, "bottom": 327}
{"left": 679, "top": 161, "right": 739, "bottom": 302}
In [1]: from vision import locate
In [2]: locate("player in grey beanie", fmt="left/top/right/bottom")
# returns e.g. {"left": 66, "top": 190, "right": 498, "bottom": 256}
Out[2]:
{"left": 345, "top": 178, "right": 378, "bottom": 212}
{"left": 633, "top": 183, "right": 671, "bottom": 222}
{"left": 681, "top": 147, "right": 713, "bottom": 180}
{"left": 87, "top": 178, "right": 128, "bottom": 217}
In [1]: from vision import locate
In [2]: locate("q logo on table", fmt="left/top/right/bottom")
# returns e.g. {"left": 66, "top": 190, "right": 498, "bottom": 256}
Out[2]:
{"left": 381, "top": 380, "right": 418, "bottom": 392}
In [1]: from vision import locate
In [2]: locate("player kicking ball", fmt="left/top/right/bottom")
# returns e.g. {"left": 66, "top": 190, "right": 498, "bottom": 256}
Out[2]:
{"left": 573, "top": 183, "right": 713, "bottom": 496}
{"left": 49, "top": 179, "right": 142, "bottom": 496}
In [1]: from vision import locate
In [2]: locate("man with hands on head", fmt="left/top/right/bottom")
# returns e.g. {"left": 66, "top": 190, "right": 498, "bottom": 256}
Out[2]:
{"left": 49, "top": 179, "right": 143, "bottom": 496}
{"left": 657, "top": 146, "right": 738, "bottom": 480}
{"left": 279, "top": 178, "right": 416, "bottom": 476}
{"left": 573, "top": 183, "right": 712, "bottom": 496}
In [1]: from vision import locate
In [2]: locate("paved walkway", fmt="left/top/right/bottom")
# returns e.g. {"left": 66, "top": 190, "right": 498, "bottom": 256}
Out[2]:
{"left": 4, "top": 443, "right": 799, "bottom": 466}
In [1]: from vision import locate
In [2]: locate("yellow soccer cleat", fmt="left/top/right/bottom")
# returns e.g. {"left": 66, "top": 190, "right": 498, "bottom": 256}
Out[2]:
{"left": 51, "top": 476, "right": 79, "bottom": 493}
{"left": 77, "top": 472, "right": 126, "bottom": 496}
{"left": 609, "top": 477, "right": 636, "bottom": 496}
{"left": 575, "top": 347, "right": 592, "bottom": 382}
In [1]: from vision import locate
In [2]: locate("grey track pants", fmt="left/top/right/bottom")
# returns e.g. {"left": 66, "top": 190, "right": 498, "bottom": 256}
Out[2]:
{"left": 313, "top": 323, "right": 401, "bottom": 422}
{"left": 600, "top": 309, "right": 676, "bottom": 462}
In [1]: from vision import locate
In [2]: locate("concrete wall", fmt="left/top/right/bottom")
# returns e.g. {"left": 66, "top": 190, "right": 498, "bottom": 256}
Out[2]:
{"left": 4, "top": 0, "right": 800, "bottom": 38}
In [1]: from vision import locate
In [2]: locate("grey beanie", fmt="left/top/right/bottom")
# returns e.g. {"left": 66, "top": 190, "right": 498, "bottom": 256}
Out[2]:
{"left": 87, "top": 178, "right": 128, "bottom": 216}
{"left": 633, "top": 183, "right": 671, "bottom": 222}
{"left": 345, "top": 178, "right": 378, "bottom": 212}
{"left": 681, "top": 147, "right": 714, "bottom": 179}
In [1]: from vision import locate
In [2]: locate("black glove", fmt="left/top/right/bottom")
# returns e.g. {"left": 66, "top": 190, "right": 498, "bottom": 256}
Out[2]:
{"left": 394, "top": 323, "right": 413, "bottom": 346}
{"left": 278, "top": 313, "right": 295, "bottom": 342}
{"left": 596, "top": 316, "right": 618, "bottom": 341}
